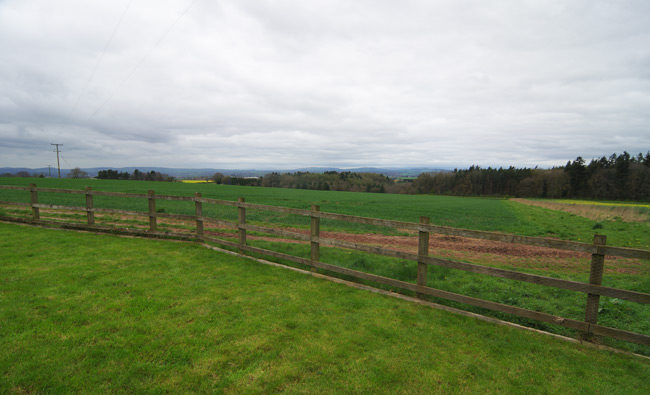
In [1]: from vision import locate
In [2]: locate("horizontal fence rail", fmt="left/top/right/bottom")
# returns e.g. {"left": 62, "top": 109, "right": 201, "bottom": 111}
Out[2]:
{"left": 1, "top": 184, "right": 649, "bottom": 348}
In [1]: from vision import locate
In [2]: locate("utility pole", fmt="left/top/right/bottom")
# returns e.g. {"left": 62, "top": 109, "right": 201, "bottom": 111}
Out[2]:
{"left": 47, "top": 165, "right": 52, "bottom": 177}
{"left": 51, "top": 143, "right": 63, "bottom": 179}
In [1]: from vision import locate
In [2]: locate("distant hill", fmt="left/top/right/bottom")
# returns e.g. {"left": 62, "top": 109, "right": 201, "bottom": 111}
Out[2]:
{"left": 0, "top": 167, "right": 65, "bottom": 177}
{"left": 0, "top": 166, "right": 449, "bottom": 179}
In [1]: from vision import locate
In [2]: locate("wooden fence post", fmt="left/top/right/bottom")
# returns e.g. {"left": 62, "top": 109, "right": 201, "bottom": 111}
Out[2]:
{"left": 238, "top": 197, "right": 246, "bottom": 253}
{"left": 29, "top": 183, "right": 39, "bottom": 220}
{"left": 311, "top": 205, "right": 320, "bottom": 272}
{"left": 148, "top": 190, "right": 157, "bottom": 232}
{"left": 417, "top": 216, "right": 430, "bottom": 298}
{"left": 85, "top": 186, "right": 95, "bottom": 225}
{"left": 583, "top": 234, "right": 607, "bottom": 341}
{"left": 195, "top": 192, "right": 203, "bottom": 237}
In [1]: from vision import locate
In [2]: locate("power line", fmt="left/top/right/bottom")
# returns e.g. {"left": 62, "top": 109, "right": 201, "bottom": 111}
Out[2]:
{"left": 86, "top": 0, "right": 198, "bottom": 121}
{"left": 51, "top": 143, "right": 63, "bottom": 179}
{"left": 56, "top": 0, "right": 135, "bottom": 139}
{"left": 59, "top": 152, "right": 73, "bottom": 170}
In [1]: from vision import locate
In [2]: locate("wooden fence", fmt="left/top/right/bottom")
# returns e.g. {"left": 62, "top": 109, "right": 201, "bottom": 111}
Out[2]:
{"left": 1, "top": 184, "right": 649, "bottom": 347}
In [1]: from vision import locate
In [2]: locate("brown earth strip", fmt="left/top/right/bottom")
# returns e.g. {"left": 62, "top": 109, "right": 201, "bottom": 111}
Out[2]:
{"left": 234, "top": 227, "right": 645, "bottom": 276}
{"left": 5, "top": 206, "right": 646, "bottom": 275}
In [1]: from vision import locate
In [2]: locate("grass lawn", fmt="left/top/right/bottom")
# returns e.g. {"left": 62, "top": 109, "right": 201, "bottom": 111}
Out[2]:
{"left": 1, "top": 222, "right": 649, "bottom": 393}
{"left": 243, "top": 237, "right": 650, "bottom": 356}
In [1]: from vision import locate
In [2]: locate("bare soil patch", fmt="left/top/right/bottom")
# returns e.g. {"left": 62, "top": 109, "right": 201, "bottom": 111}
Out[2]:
{"left": 241, "top": 227, "right": 645, "bottom": 276}
{"left": 5, "top": 206, "right": 646, "bottom": 275}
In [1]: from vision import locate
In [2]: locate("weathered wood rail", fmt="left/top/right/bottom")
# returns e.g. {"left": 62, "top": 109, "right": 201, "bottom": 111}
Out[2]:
{"left": 1, "top": 184, "right": 649, "bottom": 348}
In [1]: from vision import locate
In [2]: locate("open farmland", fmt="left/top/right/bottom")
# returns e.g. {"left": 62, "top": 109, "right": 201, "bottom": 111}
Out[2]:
{"left": 0, "top": 177, "right": 648, "bottom": 249}
{"left": 512, "top": 198, "right": 650, "bottom": 223}
{"left": 1, "top": 222, "right": 649, "bottom": 393}
{"left": 1, "top": 178, "right": 648, "bottom": 355}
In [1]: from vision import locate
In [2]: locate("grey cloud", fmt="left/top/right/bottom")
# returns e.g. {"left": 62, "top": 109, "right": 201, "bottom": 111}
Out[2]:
{"left": 1, "top": 0, "right": 649, "bottom": 169}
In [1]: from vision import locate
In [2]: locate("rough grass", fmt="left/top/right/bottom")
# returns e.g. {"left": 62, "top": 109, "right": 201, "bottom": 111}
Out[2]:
{"left": 512, "top": 198, "right": 650, "bottom": 223}
{"left": 2, "top": 222, "right": 649, "bottom": 393}
{"left": 505, "top": 200, "right": 650, "bottom": 249}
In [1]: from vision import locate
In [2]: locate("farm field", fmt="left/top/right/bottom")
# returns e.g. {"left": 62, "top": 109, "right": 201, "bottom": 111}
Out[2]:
{"left": 1, "top": 178, "right": 648, "bottom": 354}
{"left": 512, "top": 198, "right": 650, "bottom": 223}
{"left": 1, "top": 177, "right": 648, "bottom": 249}
{"left": 180, "top": 179, "right": 214, "bottom": 184}
{"left": 554, "top": 199, "right": 650, "bottom": 209}
{"left": 1, "top": 222, "right": 649, "bottom": 393}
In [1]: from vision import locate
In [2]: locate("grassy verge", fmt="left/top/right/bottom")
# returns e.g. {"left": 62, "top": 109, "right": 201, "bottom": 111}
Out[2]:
{"left": 1, "top": 222, "right": 649, "bottom": 393}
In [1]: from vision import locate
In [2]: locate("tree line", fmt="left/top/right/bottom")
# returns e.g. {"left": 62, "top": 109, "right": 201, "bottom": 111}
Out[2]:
{"left": 3, "top": 151, "right": 648, "bottom": 201}
{"left": 97, "top": 169, "right": 175, "bottom": 182}
{"left": 212, "top": 171, "right": 394, "bottom": 193}
{"left": 210, "top": 151, "right": 650, "bottom": 201}
{"left": 0, "top": 168, "right": 175, "bottom": 182}
{"left": 0, "top": 168, "right": 91, "bottom": 179}
{"left": 0, "top": 171, "right": 45, "bottom": 178}
{"left": 413, "top": 152, "right": 650, "bottom": 200}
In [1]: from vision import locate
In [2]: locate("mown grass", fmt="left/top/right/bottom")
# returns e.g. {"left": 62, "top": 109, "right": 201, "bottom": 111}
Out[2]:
{"left": 1, "top": 177, "right": 648, "bottom": 248}
{"left": 242, "top": 238, "right": 650, "bottom": 355}
{"left": 1, "top": 222, "right": 649, "bottom": 393}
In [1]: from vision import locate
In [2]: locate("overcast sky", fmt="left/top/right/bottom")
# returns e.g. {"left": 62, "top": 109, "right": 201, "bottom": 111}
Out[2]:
{"left": 1, "top": 0, "right": 649, "bottom": 170}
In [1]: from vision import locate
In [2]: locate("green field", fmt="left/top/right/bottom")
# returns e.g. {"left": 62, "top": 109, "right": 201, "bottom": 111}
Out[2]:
{"left": 1, "top": 222, "right": 649, "bottom": 393}
{"left": 1, "top": 177, "right": 648, "bottom": 249}
{"left": 1, "top": 178, "right": 648, "bottom": 355}
{"left": 243, "top": 237, "right": 650, "bottom": 355}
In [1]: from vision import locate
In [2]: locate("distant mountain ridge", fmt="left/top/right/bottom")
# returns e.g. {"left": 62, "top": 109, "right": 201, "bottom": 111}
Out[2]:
{"left": 0, "top": 166, "right": 449, "bottom": 179}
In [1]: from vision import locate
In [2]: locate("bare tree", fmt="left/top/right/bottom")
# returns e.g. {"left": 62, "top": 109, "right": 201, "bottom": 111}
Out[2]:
{"left": 69, "top": 167, "right": 88, "bottom": 179}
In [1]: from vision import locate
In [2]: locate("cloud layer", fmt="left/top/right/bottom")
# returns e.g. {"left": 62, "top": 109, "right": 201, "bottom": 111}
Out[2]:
{"left": 1, "top": 0, "right": 649, "bottom": 169}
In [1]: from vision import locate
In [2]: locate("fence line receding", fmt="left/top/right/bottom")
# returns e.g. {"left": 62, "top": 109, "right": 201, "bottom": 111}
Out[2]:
{"left": 1, "top": 184, "right": 649, "bottom": 348}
